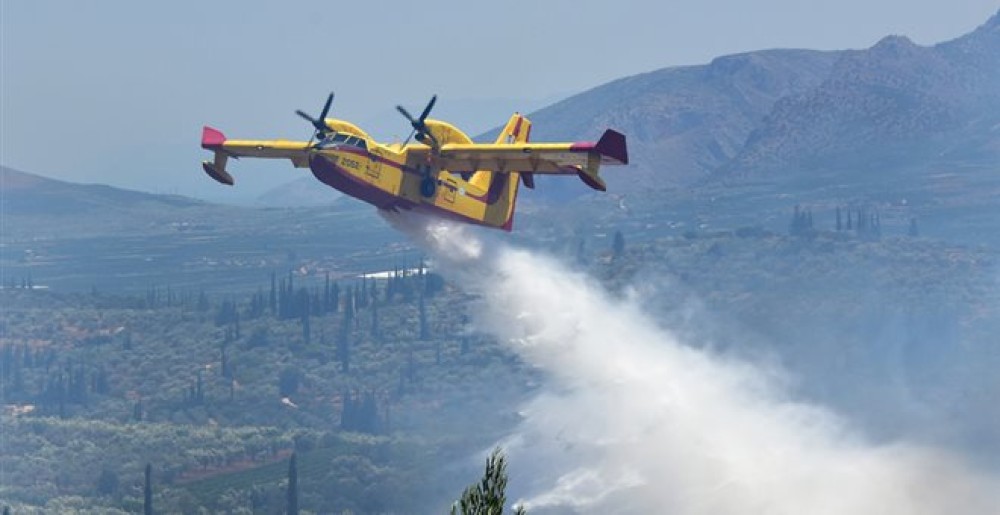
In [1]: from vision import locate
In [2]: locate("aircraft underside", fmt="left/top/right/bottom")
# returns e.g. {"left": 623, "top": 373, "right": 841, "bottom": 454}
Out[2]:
{"left": 308, "top": 154, "right": 494, "bottom": 227}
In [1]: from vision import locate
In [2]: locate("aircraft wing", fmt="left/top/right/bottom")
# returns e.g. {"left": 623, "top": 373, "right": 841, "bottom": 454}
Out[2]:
{"left": 200, "top": 126, "right": 311, "bottom": 185}
{"left": 425, "top": 129, "right": 628, "bottom": 191}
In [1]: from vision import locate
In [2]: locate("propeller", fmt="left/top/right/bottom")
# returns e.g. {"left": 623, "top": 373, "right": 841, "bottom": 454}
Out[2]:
{"left": 396, "top": 95, "right": 439, "bottom": 148}
{"left": 295, "top": 92, "right": 335, "bottom": 145}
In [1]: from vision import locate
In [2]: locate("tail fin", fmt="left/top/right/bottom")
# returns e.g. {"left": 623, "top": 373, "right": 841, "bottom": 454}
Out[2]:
{"left": 476, "top": 113, "right": 530, "bottom": 231}
{"left": 468, "top": 114, "right": 530, "bottom": 190}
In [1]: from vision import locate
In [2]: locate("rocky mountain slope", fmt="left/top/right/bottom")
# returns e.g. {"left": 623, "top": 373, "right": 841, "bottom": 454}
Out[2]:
{"left": 726, "top": 12, "right": 1000, "bottom": 179}
{"left": 499, "top": 10, "right": 999, "bottom": 203}
{"left": 501, "top": 49, "right": 840, "bottom": 195}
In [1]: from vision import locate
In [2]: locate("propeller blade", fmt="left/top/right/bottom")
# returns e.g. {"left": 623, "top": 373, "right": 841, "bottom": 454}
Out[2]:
{"left": 296, "top": 92, "right": 336, "bottom": 138}
{"left": 397, "top": 95, "right": 439, "bottom": 148}
{"left": 319, "top": 92, "right": 334, "bottom": 121}
{"left": 396, "top": 105, "right": 416, "bottom": 125}
{"left": 402, "top": 128, "right": 416, "bottom": 147}
{"left": 296, "top": 109, "right": 317, "bottom": 124}
{"left": 418, "top": 94, "right": 437, "bottom": 122}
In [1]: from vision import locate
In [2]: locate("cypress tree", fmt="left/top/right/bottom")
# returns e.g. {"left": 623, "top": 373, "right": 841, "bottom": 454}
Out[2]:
{"left": 197, "top": 290, "right": 210, "bottom": 312}
{"left": 144, "top": 463, "right": 153, "bottom": 515}
{"left": 612, "top": 230, "right": 625, "bottom": 257}
{"left": 270, "top": 272, "right": 277, "bottom": 315}
{"left": 361, "top": 390, "right": 379, "bottom": 434}
{"left": 345, "top": 286, "right": 355, "bottom": 320}
{"left": 287, "top": 452, "right": 299, "bottom": 515}
{"left": 337, "top": 308, "right": 351, "bottom": 373}
{"left": 299, "top": 288, "right": 311, "bottom": 345}
{"left": 324, "top": 273, "right": 331, "bottom": 313}
{"left": 196, "top": 370, "right": 204, "bottom": 404}
{"left": 419, "top": 294, "right": 430, "bottom": 340}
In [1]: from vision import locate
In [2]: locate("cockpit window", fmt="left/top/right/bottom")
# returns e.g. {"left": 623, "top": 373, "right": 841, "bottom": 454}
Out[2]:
{"left": 318, "top": 133, "right": 348, "bottom": 149}
{"left": 319, "top": 133, "right": 367, "bottom": 150}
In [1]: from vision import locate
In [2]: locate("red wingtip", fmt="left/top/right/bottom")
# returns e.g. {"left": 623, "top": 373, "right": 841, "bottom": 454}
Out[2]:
{"left": 201, "top": 126, "right": 226, "bottom": 149}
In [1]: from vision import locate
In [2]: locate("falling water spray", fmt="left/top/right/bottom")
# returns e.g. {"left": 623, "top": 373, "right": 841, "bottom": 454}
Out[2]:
{"left": 394, "top": 216, "right": 1000, "bottom": 514}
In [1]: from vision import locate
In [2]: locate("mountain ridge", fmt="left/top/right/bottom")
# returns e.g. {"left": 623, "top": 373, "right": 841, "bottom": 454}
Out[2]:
{"left": 493, "top": 48, "right": 840, "bottom": 198}
{"left": 5, "top": 10, "right": 998, "bottom": 241}
{"left": 1, "top": 165, "right": 204, "bottom": 216}
{"left": 725, "top": 14, "right": 1000, "bottom": 180}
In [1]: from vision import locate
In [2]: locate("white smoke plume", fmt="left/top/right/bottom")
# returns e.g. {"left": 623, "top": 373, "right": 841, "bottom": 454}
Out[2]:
{"left": 397, "top": 217, "right": 1000, "bottom": 514}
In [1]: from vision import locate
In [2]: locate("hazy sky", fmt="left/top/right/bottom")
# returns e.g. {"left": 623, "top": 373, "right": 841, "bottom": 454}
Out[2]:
{"left": 2, "top": 0, "right": 997, "bottom": 201}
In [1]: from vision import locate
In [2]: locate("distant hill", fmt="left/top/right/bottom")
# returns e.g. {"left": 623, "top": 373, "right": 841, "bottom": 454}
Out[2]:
{"left": 726, "top": 12, "right": 1000, "bottom": 180}
{"left": 488, "top": 9, "right": 999, "bottom": 203}
{"left": 255, "top": 176, "right": 343, "bottom": 207}
{"left": 1, "top": 166, "right": 203, "bottom": 216}
{"left": 488, "top": 49, "right": 840, "bottom": 198}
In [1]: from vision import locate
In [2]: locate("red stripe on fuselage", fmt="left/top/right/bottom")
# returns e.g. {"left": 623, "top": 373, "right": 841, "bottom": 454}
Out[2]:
{"left": 334, "top": 145, "right": 500, "bottom": 203}
{"left": 309, "top": 154, "right": 410, "bottom": 210}
{"left": 308, "top": 154, "right": 504, "bottom": 229}
{"left": 335, "top": 146, "right": 414, "bottom": 173}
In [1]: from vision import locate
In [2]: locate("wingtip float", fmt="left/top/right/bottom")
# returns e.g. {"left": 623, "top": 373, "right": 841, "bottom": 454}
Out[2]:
{"left": 200, "top": 94, "right": 628, "bottom": 231}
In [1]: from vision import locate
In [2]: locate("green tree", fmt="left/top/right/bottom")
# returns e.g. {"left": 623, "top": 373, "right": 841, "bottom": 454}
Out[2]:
{"left": 279, "top": 367, "right": 301, "bottom": 397}
{"left": 418, "top": 294, "right": 430, "bottom": 340}
{"left": 337, "top": 306, "right": 351, "bottom": 372}
{"left": 96, "top": 468, "right": 119, "bottom": 496}
{"left": 451, "top": 448, "right": 525, "bottom": 515}
{"left": 287, "top": 452, "right": 299, "bottom": 515}
{"left": 144, "top": 463, "right": 153, "bottom": 515}
{"left": 612, "top": 230, "right": 625, "bottom": 257}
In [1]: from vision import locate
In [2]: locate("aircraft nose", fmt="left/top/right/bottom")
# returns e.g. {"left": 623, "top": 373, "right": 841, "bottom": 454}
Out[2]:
{"left": 308, "top": 154, "right": 335, "bottom": 174}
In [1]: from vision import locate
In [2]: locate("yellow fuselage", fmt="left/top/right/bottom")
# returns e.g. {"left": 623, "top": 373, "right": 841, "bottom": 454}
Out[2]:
{"left": 302, "top": 118, "right": 523, "bottom": 230}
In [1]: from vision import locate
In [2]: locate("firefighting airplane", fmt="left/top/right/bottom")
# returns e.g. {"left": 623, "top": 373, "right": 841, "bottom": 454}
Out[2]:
{"left": 201, "top": 93, "right": 627, "bottom": 230}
